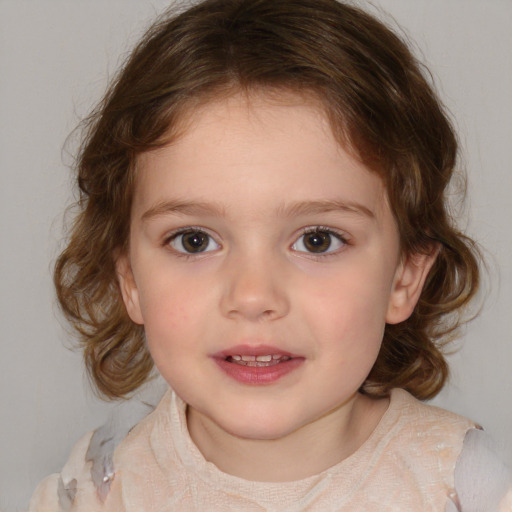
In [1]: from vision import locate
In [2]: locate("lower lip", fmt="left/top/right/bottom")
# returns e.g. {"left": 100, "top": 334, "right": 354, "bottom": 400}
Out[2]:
{"left": 214, "top": 357, "right": 304, "bottom": 385}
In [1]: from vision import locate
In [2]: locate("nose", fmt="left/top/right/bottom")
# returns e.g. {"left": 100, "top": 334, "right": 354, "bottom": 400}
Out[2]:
{"left": 219, "top": 253, "right": 290, "bottom": 322}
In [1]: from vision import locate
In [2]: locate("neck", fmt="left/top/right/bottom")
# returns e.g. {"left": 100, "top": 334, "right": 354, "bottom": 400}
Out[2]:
{"left": 186, "top": 393, "right": 388, "bottom": 482}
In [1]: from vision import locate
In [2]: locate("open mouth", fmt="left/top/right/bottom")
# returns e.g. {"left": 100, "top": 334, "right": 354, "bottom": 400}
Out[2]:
{"left": 225, "top": 354, "right": 292, "bottom": 367}
{"left": 213, "top": 346, "right": 303, "bottom": 384}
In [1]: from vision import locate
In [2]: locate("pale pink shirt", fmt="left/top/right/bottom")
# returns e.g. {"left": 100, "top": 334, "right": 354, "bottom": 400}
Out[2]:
{"left": 30, "top": 388, "right": 512, "bottom": 511}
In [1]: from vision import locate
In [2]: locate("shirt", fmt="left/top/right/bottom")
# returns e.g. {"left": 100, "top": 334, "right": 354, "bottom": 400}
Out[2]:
{"left": 29, "top": 388, "right": 512, "bottom": 511}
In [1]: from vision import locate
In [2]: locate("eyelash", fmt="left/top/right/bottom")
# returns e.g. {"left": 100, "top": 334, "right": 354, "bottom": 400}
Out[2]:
{"left": 292, "top": 226, "right": 349, "bottom": 258}
{"left": 162, "top": 225, "right": 350, "bottom": 259}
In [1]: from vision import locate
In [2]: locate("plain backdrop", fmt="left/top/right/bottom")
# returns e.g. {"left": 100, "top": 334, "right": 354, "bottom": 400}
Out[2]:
{"left": 1, "top": 0, "right": 511, "bottom": 509}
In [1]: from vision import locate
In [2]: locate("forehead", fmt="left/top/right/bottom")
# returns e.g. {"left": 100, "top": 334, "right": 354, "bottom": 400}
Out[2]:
{"left": 133, "top": 91, "right": 389, "bottom": 220}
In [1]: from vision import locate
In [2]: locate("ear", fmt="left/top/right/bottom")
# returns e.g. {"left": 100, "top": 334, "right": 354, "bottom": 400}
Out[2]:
{"left": 115, "top": 253, "right": 144, "bottom": 325}
{"left": 386, "top": 245, "right": 439, "bottom": 325}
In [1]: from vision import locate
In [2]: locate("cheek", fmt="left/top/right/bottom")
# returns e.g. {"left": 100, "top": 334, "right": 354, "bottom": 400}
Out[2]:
{"left": 139, "top": 284, "right": 201, "bottom": 383}
{"left": 135, "top": 273, "right": 198, "bottom": 345}
{"left": 303, "top": 266, "right": 392, "bottom": 328}
{"left": 299, "top": 266, "right": 391, "bottom": 364}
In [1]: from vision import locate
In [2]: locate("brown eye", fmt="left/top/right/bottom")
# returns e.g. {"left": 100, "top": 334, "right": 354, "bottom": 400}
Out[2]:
{"left": 303, "top": 231, "right": 332, "bottom": 252}
{"left": 169, "top": 230, "right": 219, "bottom": 254}
{"left": 292, "top": 228, "right": 345, "bottom": 254}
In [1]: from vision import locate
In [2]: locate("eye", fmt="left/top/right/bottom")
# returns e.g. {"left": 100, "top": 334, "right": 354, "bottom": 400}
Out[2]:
{"left": 292, "top": 228, "right": 346, "bottom": 254}
{"left": 167, "top": 229, "right": 220, "bottom": 254}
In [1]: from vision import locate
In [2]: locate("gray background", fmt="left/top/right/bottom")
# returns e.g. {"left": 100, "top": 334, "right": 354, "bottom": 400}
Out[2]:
{"left": 1, "top": 0, "right": 511, "bottom": 509}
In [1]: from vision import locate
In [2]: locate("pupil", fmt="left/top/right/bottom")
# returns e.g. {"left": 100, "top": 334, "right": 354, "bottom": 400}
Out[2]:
{"left": 305, "top": 232, "right": 331, "bottom": 253}
{"left": 183, "top": 231, "right": 207, "bottom": 252}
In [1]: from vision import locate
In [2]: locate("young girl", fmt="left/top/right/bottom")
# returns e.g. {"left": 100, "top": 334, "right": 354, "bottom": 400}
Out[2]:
{"left": 29, "top": 0, "right": 511, "bottom": 510}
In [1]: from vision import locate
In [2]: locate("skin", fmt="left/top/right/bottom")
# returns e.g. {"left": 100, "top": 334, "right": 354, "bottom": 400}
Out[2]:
{"left": 117, "top": 91, "right": 435, "bottom": 482}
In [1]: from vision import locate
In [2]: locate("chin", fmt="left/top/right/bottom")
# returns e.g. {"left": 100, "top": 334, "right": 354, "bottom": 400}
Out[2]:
{"left": 218, "top": 410, "right": 305, "bottom": 442}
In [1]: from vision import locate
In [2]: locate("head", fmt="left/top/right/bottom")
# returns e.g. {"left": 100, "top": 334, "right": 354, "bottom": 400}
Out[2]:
{"left": 55, "top": 0, "right": 479, "bottom": 402}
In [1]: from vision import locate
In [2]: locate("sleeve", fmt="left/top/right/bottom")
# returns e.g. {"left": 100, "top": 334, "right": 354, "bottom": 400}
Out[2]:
{"left": 446, "top": 428, "right": 512, "bottom": 512}
{"left": 29, "top": 381, "right": 167, "bottom": 511}
{"left": 28, "top": 473, "right": 62, "bottom": 512}
{"left": 28, "top": 431, "right": 95, "bottom": 512}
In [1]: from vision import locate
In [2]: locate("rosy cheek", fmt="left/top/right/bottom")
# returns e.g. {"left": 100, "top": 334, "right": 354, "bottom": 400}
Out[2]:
{"left": 145, "top": 287, "right": 199, "bottom": 334}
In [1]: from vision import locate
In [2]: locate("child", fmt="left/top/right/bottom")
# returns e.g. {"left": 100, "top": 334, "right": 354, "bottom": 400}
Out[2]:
{"left": 29, "top": 0, "right": 511, "bottom": 510}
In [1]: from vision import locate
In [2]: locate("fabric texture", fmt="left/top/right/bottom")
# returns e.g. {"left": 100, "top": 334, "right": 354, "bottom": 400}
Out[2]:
{"left": 29, "top": 388, "right": 511, "bottom": 511}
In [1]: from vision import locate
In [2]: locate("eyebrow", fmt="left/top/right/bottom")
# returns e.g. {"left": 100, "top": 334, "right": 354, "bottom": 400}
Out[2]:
{"left": 276, "top": 199, "right": 375, "bottom": 219}
{"left": 141, "top": 199, "right": 227, "bottom": 221}
{"left": 141, "top": 198, "right": 375, "bottom": 222}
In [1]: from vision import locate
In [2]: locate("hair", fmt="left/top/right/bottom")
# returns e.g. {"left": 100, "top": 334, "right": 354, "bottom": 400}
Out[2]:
{"left": 55, "top": 0, "right": 480, "bottom": 401}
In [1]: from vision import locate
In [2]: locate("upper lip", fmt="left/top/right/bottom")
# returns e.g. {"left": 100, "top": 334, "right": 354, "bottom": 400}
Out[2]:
{"left": 212, "top": 344, "right": 297, "bottom": 359}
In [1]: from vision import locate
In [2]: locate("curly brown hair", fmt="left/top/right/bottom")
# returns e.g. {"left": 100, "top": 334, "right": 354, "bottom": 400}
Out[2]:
{"left": 55, "top": 0, "right": 480, "bottom": 401}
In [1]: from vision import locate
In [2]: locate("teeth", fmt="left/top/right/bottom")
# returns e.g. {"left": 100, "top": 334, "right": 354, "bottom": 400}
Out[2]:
{"left": 227, "top": 354, "right": 291, "bottom": 366}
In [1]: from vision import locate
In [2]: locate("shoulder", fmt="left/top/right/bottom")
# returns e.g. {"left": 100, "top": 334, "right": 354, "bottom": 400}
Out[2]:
{"left": 29, "top": 383, "right": 169, "bottom": 512}
{"left": 29, "top": 431, "right": 101, "bottom": 512}
{"left": 449, "top": 428, "right": 512, "bottom": 512}
{"left": 385, "top": 389, "right": 512, "bottom": 511}
{"left": 390, "top": 388, "right": 472, "bottom": 422}
{"left": 369, "top": 389, "right": 472, "bottom": 501}
{"left": 387, "top": 388, "right": 475, "bottom": 443}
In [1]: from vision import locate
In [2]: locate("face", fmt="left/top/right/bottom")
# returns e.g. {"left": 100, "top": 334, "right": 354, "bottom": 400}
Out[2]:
{"left": 118, "top": 92, "right": 430, "bottom": 442}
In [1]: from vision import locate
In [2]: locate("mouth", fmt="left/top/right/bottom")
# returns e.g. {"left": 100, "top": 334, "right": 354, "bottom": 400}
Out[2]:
{"left": 213, "top": 345, "right": 303, "bottom": 385}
